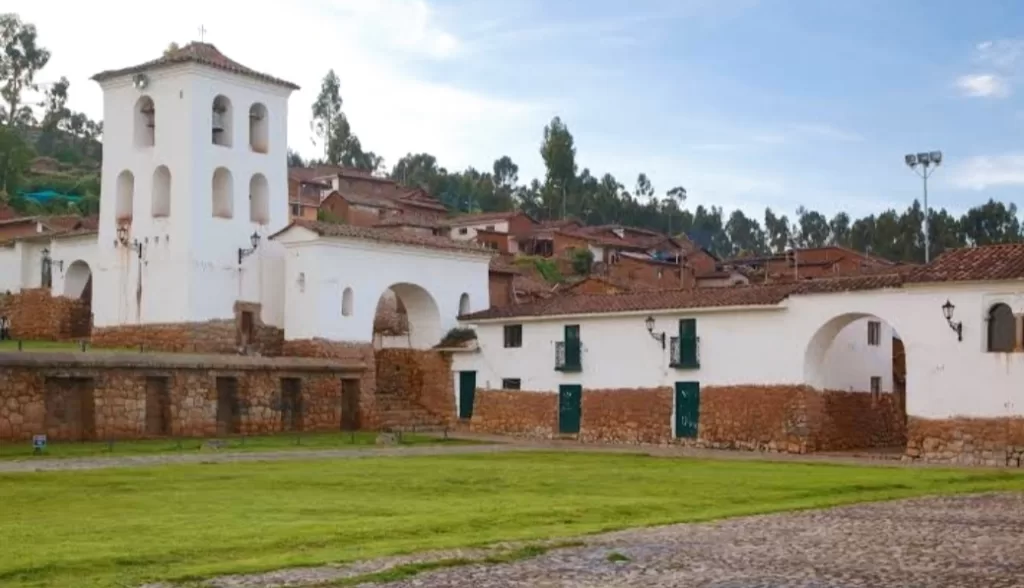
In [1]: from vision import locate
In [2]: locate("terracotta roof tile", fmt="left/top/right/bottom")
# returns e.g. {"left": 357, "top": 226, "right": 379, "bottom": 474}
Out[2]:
{"left": 447, "top": 211, "right": 531, "bottom": 226}
{"left": 92, "top": 42, "right": 299, "bottom": 90}
{"left": 272, "top": 220, "right": 491, "bottom": 255}
{"left": 462, "top": 271, "right": 907, "bottom": 321}
{"left": 907, "top": 243, "right": 1024, "bottom": 283}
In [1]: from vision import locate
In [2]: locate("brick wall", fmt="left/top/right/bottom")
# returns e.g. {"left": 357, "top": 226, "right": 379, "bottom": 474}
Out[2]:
{"left": 3, "top": 288, "right": 91, "bottom": 341}
{"left": 488, "top": 272, "right": 514, "bottom": 308}
{"left": 906, "top": 416, "right": 1024, "bottom": 467}
{"left": 580, "top": 387, "right": 672, "bottom": 444}
{"left": 0, "top": 353, "right": 364, "bottom": 441}
{"left": 469, "top": 389, "right": 557, "bottom": 437}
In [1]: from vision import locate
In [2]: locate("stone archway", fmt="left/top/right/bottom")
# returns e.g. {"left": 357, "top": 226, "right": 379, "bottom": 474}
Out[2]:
{"left": 63, "top": 260, "right": 92, "bottom": 338}
{"left": 373, "top": 283, "right": 442, "bottom": 350}
{"left": 803, "top": 312, "right": 908, "bottom": 452}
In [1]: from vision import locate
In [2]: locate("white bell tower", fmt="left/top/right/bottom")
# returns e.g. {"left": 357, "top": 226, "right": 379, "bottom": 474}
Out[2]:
{"left": 90, "top": 42, "right": 297, "bottom": 329}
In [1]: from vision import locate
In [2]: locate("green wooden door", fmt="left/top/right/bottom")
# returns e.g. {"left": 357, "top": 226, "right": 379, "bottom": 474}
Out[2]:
{"left": 558, "top": 384, "right": 582, "bottom": 434}
{"left": 674, "top": 381, "right": 700, "bottom": 438}
{"left": 458, "top": 371, "right": 477, "bottom": 419}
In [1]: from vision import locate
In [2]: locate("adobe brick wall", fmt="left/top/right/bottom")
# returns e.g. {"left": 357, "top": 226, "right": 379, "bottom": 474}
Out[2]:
{"left": 905, "top": 416, "right": 1024, "bottom": 467}
{"left": 810, "top": 390, "right": 906, "bottom": 451}
{"left": 0, "top": 356, "right": 364, "bottom": 441}
{"left": 469, "top": 389, "right": 557, "bottom": 438}
{"left": 580, "top": 387, "right": 672, "bottom": 444}
{"left": 488, "top": 272, "right": 514, "bottom": 308}
{"left": 3, "top": 288, "right": 91, "bottom": 341}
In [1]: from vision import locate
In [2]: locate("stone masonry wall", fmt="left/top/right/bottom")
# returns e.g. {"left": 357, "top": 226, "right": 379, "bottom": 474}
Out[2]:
{"left": 469, "top": 389, "right": 557, "bottom": 438}
{"left": 0, "top": 360, "right": 362, "bottom": 442}
{"left": 580, "top": 387, "right": 672, "bottom": 444}
{"left": 698, "top": 386, "right": 819, "bottom": 453}
{"left": 374, "top": 348, "right": 455, "bottom": 429}
{"left": 811, "top": 390, "right": 906, "bottom": 451}
{"left": 3, "top": 288, "right": 91, "bottom": 341}
{"left": 92, "top": 319, "right": 283, "bottom": 356}
{"left": 466, "top": 384, "right": 904, "bottom": 455}
{"left": 905, "top": 416, "right": 1024, "bottom": 467}
{"left": 282, "top": 339, "right": 377, "bottom": 428}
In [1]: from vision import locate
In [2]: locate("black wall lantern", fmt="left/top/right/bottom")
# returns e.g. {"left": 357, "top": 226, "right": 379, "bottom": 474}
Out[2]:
{"left": 942, "top": 299, "right": 963, "bottom": 342}
{"left": 238, "top": 231, "right": 261, "bottom": 264}
{"left": 645, "top": 315, "right": 666, "bottom": 349}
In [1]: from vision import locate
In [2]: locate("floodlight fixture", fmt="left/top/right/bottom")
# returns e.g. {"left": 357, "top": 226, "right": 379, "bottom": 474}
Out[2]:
{"left": 929, "top": 151, "right": 943, "bottom": 165}
{"left": 917, "top": 152, "right": 931, "bottom": 165}
{"left": 904, "top": 154, "right": 917, "bottom": 167}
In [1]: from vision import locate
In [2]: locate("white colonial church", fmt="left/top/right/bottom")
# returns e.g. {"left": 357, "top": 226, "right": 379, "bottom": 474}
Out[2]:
{"left": 0, "top": 43, "right": 491, "bottom": 350}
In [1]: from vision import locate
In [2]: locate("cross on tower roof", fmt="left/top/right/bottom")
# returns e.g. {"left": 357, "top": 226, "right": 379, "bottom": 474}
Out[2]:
{"left": 198, "top": 25, "right": 207, "bottom": 42}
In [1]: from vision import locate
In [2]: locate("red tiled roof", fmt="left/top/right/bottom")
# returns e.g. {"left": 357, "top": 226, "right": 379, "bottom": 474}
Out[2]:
{"left": 462, "top": 272, "right": 906, "bottom": 321}
{"left": 91, "top": 42, "right": 299, "bottom": 90}
{"left": 562, "top": 275, "right": 658, "bottom": 294}
{"left": 374, "top": 214, "right": 445, "bottom": 229}
{"left": 271, "top": 220, "right": 491, "bottom": 255}
{"left": 447, "top": 211, "right": 531, "bottom": 226}
{"left": 906, "top": 243, "right": 1024, "bottom": 283}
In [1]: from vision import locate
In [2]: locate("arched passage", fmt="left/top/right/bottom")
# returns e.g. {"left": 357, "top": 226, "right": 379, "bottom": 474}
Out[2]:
{"left": 804, "top": 311, "right": 908, "bottom": 452}
{"left": 373, "top": 283, "right": 441, "bottom": 349}
{"left": 64, "top": 260, "right": 92, "bottom": 339}
{"left": 64, "top": 260, "right": 92, "bottom": 299}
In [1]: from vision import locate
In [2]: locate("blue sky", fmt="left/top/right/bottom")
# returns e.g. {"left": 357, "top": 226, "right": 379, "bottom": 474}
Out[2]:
{"left": 11, "top": 0, "right": 1024, "bottom": 221}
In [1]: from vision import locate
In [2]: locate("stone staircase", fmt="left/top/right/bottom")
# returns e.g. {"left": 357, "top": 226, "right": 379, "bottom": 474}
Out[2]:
{"left": 374, "top": 392, "right": 448, "bottom": 431}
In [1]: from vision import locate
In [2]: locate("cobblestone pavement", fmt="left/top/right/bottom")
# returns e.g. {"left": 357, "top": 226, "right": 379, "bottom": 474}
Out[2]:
{"left": 374, "top": 493, "right": 1024, "bottom": 588}
{"left": 176, "top": 493, "right": 1024, "bottom": 588}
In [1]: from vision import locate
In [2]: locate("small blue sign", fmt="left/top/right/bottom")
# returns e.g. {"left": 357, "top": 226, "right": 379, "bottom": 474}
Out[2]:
{"left": 32, "top": 434, "right": 47, "bottom": 451}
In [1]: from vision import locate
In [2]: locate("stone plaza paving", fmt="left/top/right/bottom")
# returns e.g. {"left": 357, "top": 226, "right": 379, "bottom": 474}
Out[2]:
{"left": 199, "top": 493, "right": 1024, "bottom": 588}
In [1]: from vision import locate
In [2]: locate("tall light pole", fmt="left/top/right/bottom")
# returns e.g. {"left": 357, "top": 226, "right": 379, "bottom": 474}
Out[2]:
{"left": 904, "top": 150, "right": 942, "bottom": 263}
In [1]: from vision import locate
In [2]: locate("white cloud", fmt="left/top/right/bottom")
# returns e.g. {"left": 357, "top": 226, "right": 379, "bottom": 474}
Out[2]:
{"left": 5, "top": 0, "right": 542, "bottom": 172}
{"left": 956, "top": 73, "right": 1010, "bottom": 98}
{"left": 975, "top": 39, "right": 1024, "bottom": 69}
{"left": 326, "top": 0, "right": 461, "bottom": 60}
{"left": 949, "top": 154, "right": 1024, "bottom": 190}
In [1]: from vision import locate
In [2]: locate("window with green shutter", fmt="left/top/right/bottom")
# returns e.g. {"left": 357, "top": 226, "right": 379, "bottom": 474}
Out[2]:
{"left": 677, "top": 318, "right": 699, "bottom": 369}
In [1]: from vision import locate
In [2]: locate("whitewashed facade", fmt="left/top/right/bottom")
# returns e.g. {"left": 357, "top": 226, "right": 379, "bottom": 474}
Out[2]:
{"left": 456, "top": 279, "right": 1024, "bottom": 422}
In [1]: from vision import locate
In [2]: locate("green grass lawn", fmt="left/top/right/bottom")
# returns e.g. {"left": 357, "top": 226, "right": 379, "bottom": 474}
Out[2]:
{"left": 2, "top": 452, "right": 1023, "bottom": 588}
{"left": 0, "top": 339, "right": 82, "bottom": 351}
{"left": 0, "top": 431, "right": 472, "bottom": 460}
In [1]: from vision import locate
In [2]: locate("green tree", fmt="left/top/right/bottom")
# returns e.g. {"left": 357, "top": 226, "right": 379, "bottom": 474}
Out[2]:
{"left": 959, "top": 199, "right": 1021, "bottom": 246}
{"left": 287, "top": 149, "right": 305, "bottom": 167}
{"left": 539, "top": 116, "right": 577, "bottom": 219}
{"left": 795, "top": 206, "right": 830, "bottom": 248}
{"left": 0, "top": 123, "right": 33, "bottom": 194}
{"left": 725, "top": 209, "right": 766, "bottom": 256}
{"left": 311, "top": 69, "right": 342, "bottom": 161}
{"left": 764, "top": 208, "right": 791, "bottom": 254}
{"left": 570, "top": 247, "right": 595, "bottom": 275}
{"left": 828, "top": 212, "right": 851, "bottom": 247}
{"left": 0, "top": 14, "right": 50, "bottom": 129}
